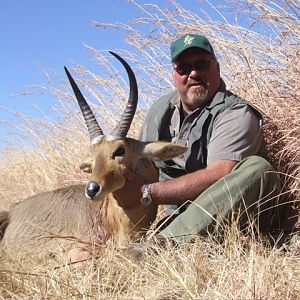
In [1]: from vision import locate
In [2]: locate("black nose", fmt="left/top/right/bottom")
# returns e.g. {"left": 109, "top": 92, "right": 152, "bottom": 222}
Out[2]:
{"left": 85, "top": 181, "right": 101, "bottom": 199}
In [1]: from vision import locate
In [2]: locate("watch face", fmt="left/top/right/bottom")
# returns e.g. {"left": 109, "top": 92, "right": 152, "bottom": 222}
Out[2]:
{"left": 141, "top": 196, "right": 152, "bottom": 205}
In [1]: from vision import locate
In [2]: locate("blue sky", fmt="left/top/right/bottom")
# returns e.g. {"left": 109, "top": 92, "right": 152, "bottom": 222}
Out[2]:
{"left": 0, "top": 0, "right": 150, "bottom": 146}
{"left": 1, "top": 1, "right": 143, "bottom": 115}
{"left": 2, "top": 0, "right": 200, "bottom": 144}
{"left": 0, "top": 0, "right": 234, "bottom": 147}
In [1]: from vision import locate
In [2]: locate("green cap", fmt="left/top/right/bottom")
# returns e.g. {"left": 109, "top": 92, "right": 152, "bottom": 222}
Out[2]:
{"left": 170, "top": 34, "right": 214, "bottom": 62}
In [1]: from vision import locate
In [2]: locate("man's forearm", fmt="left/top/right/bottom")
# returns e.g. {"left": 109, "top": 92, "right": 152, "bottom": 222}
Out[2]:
{"left": 150, "top": 160, "right": 237, "bottom": 205}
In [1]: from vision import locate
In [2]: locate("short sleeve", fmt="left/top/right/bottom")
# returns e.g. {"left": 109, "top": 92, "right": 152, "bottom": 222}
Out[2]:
{"left": 139, "top": 119, "right": 149, "bottom": 142}
{"left": 207, "top": 104, "right": 263, "bottom": 164}
{"left": 139, "top": 111, "right": 154, "bottom": 142}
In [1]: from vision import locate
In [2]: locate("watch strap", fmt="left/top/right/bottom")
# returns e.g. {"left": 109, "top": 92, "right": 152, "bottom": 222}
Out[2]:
{"left": 140, "top": 184, "right": 152, "bottom": 205}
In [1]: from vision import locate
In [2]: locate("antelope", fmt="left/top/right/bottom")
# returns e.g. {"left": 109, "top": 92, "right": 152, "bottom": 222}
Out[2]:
{"left": 0, "top": 52, "right": 186, "bottom": 260}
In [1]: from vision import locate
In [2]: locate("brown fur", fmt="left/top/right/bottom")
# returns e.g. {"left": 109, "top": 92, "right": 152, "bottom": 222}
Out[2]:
{"left": 0, "top": 138, "right": 186, "bottom": 260}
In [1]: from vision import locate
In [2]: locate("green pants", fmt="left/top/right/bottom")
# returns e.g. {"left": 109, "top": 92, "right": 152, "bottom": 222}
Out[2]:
{"left": 159, "top": 156, "right": 284, "bottom": 243}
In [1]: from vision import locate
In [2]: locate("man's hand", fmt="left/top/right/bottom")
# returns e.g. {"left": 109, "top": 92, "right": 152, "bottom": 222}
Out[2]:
{"left": 113, "top": 168, "right": 145, "bottom": 208}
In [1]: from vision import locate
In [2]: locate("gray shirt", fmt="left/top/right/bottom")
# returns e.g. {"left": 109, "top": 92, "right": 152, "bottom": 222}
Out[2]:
{"left": 140, "top": 79, "right": 264, "bottom": 179}
{"left": 207, "top": 103, "right": 262, "bottom": 164}
{"left": 141, "top": 101, "right": 262, "bottom": 168}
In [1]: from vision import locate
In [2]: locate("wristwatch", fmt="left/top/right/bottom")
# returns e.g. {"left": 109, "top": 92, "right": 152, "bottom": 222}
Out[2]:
{"left": 140, "top": 184, "right": 152, "bottom": 205}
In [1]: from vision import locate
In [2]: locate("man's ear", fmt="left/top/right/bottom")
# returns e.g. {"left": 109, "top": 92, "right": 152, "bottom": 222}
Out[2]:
{"left": 143, "top": 141, "right": 187, "bottom": 161}
{"left": 79, "top": 156, "right": 93, "bottom": 173}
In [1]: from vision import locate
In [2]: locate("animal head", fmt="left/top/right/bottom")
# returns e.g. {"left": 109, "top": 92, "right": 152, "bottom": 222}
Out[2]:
{"left": 65, "top": 52, "right": 187, "bottom": 202}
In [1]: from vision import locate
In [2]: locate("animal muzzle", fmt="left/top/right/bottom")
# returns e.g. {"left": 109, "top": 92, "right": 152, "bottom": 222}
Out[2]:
{"left": 85, "top": 181, "right": 101, "bottom": 200}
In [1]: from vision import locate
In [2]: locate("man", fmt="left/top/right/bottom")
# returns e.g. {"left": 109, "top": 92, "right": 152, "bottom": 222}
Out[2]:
{"left": 114, "top": 34, "right": 283, "bottom": 243}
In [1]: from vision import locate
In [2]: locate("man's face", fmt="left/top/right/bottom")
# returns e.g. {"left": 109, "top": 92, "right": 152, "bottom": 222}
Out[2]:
{"left": 172, "top": 47, "right": 220, "bottom": 113}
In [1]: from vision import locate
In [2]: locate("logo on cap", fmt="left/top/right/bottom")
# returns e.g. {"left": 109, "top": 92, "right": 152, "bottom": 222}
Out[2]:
{"left": 183, "top": 35, "right": 194, "bottom": 46}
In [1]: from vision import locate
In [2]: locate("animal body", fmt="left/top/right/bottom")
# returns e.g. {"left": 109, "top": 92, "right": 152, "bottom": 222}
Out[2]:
{"left": 0, "top": 52, "right": 186, "bottom": 260}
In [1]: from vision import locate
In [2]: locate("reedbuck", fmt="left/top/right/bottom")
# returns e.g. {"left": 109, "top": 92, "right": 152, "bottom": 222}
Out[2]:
{"left": 0, "top": 52, "right": 186, "bottom": 260}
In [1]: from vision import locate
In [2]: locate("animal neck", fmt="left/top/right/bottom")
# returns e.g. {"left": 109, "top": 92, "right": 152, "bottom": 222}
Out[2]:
{"left": 100, "top": 194, "right": 157, "bottom": 242}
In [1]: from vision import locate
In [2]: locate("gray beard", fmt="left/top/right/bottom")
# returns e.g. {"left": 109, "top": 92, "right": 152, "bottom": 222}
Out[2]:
{"left": 186, "top": 86, "right": 209, "bottom": 106}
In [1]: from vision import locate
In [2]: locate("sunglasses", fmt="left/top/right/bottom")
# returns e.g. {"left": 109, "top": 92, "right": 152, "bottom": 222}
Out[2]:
{"left": 174, "top": 59, "right": 215, "bottom": 75}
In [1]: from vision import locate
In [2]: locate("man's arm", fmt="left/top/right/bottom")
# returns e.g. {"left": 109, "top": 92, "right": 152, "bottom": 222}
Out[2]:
{"left": 150, "top": 159, "right": 237, "bottom": 205}
{"left": 113, "top": 159, "right": 237, "bottom": 207}
{"left": 114, "top": 104, "right": 261, "bottom": 208}
{"left": 149, "top": 105, "right": 262, "bottom": 205}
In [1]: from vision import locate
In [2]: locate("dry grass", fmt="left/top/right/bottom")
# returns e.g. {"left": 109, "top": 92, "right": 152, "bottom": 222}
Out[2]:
{"left": 0, "top": 0, "right": 299, "bottom": 298}
{"left": 0, "top": 227, "right": 299, "bottom": 299}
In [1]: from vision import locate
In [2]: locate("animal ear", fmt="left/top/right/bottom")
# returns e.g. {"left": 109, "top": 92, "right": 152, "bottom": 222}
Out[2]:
{"left": 143, "top": 141, "right": 187, "bottom": 161}
{"left": 79, "top": 156, "right": 93, "bottom": 173}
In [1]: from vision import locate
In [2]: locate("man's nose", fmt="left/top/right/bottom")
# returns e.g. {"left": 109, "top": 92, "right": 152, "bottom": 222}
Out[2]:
{"left": 189, "top": 69, "right": 202, "bottom": 78}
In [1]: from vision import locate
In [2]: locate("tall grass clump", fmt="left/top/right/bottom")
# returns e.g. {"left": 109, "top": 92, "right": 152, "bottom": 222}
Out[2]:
{"left": 0, "top": 0, "right": 299, "bottom": 299}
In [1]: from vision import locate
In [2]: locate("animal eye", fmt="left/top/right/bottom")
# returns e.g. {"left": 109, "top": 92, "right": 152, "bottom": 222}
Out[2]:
{"left": 112, "top": 147, "right": 125, "bottom": 159}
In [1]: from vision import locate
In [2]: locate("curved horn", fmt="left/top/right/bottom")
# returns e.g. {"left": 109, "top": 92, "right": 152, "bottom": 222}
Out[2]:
{"left": 64, "top": 66, "right": 104, "bottom": 144}
{"left": 106, "top": 51, "right": 138, "bottom": 141}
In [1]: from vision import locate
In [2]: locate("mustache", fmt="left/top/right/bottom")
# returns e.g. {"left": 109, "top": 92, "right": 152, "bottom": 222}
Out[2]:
{"left": 187, "top": 78, "right": 208, "bottom": 87}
